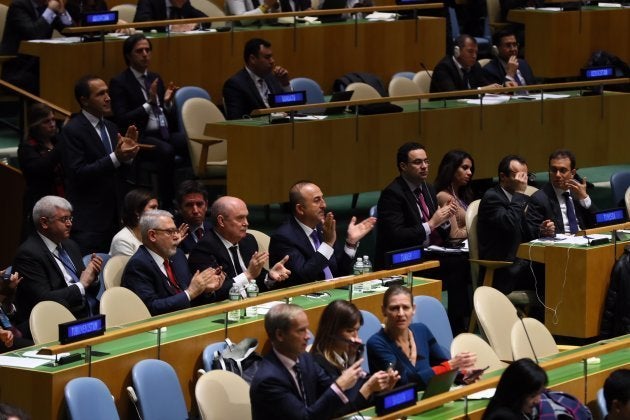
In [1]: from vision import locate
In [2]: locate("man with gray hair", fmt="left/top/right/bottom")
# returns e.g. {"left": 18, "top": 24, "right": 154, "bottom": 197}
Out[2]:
{"left": 122, "top": 210, "right": 226, "bottom": 315}
{"left": 13, "top": 195, "right": 103, "bottom": 338}
{"left": 250, "top": 303, "right": 369, "bottom": 419}
{"left": 188, "top": 195, "right": 290, "bottom": 301}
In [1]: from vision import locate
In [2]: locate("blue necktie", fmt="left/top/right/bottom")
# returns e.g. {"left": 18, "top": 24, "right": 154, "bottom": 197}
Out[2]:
{"left": 97, "top": 120, "right": 113, "bottom": 154}
{"left": 310, "top": 230, "right": 333, "bottom": 280}
{"left": 56, "top": 245, "right": 80, "bottom": 284}
{"left": 563, "top": 192, "right": 579, "bottom": 234}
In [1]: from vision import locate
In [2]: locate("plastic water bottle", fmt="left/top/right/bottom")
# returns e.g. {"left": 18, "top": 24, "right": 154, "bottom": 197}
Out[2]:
{"left": 228, "top": 284, "right": 241, "bottom": 322}
{"left": 362, "top": 255, "right": 373, "bottom": 292}
{"left": 245, "top": 280, "right": 259, "bottom": 317}
{"left": 353, "top": 257, "right": 364, "bottom": 293}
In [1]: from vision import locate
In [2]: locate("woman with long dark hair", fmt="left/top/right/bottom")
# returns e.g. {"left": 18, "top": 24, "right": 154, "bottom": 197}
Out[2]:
{"left": 109, "top": 189, "right": 158, "bottom": 256}
{"left": 311, "top": 300, "right": 398, "bottom": 416}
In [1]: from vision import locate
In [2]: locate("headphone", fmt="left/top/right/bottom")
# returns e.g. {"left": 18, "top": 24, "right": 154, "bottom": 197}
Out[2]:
{"left": 453, "top": 45, "right": 460, "bottom": 58}
{"left": 491, "top": 45, "right": 499, "bottom": 57}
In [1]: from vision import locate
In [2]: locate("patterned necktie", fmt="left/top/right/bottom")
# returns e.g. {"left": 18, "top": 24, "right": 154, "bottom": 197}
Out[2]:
{"left": 164, "top": 259, "right": 182, "bottom": 293}
{"left": 56, "top": 245, "right": 80, "bottom": 283}
{"left": 309, "top": 230, "right": 333, "bottom": 280}
{"left": 462, "top": 69, "right": 471, "bottom": 89}
{"left": 195, "top": 227, "right": 204, "bottom": 242}
{"left": 562, "top": 191, "right": 579, "bottom": 234}
{"left": 414, "top": 187, "right": 431, "bottom": 221}
{"left": 293, "top": 363, "right": 308, "bottom": 406}
{"left": 229, "top": 245, "right": 243, "bottom": 275}
{"left": 97, "top": 120, "right": 112, "bottom": 154}
{"left": 142, "top": 74, "right": 170, "bottom": 140}
{"left": 258, "top": 79, "right": 270, "bottom": 107}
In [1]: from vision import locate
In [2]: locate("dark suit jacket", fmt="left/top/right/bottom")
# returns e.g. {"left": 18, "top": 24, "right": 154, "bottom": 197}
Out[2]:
{"left": 13, "top": 234, "right": 97, "bottom": 336}
{"left": 269, "top": 217, "right": 352, "bottom": 288}
{"left": 109, "top": 68, "right": 173, "bottom": 136}
{"left": 122, "top": 245, "right": 212, "bottom": 315}
{"left": 429, "top": 55, "right": 490, "bottom": 97}
{"left": 223, "top": 68, "right": 285, "bottom": 120}
{"left": 526, "top": 183, "right": 596, "bottom": 237}
{"left": 133, "top": 0, "right": 206, "bottom": 22}
{"left": 374, "top": 176, "right": 448, "bottom": 269}
{"left": 187, "top": 229, "right": 268, "bottom": 301}
{"left": 478, "top": 185, "right": 531, "bottom": 262}
{"left": 60, "top": 112, "right": 125, "bottom": 239}
{"left": 177, "top": 220, "right": 212, "bottom": 254}
{"left": 482, "top": 57, "right": 536, "bottom": 86}
{"left": 0, "top": 0, "right": 71, "bottom": 91}
{"left": 250, "top": 350, "right": 346, "bottom": 420}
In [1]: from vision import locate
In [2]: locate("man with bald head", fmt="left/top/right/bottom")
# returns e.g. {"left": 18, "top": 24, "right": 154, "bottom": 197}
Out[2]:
{"left": 188, "top": 196, "right": 291, "bottom": 301}
{"left": 268, "top": 181, "right": 376, "bottom": 288}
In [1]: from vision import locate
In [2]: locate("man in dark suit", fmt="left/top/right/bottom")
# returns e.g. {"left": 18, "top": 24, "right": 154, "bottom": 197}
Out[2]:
{"left": 430, "top": 34, "right": 501, "bottom": 98}
{"left": 375, "top": 142, "right": 456, "bottom": 269}
{"left": 223, "top": 38, "right": 291, "bottom": 120}
{"left": 268, "top": 181, "right": 376, "bottom": 288}
{"left": 478, "top": 155, "right": 545, "bottom": 294}
{"left": 133, "top": 0, "right": 207, "bottom": 31}
{"left": 110, "top": 34, "right": 185, "bottom": 207}
{"left": 122, "top": 210, "right": 225, "bottom": 315}
{"left": 483, "top": 30, "right": 536, "bottom": 88}
{"left": 0, "top": 0, "right": 73, "bottom": 94}
{"left": 12, "top": 196, "right": 102, "bottom": 338}
{"left": 175, "top": 180, "right": 213, "bottom": 254}
{"left": 527, "top": 149, "right": 596, "bottom": 238}
{"left": 250, "top": 303, "right": 368, "bottom": 420}
{"left": 225, "top": 0, "right": 311, "bottom": 25}
{"left": 60, "top": 75, "right": 140, "bottom": 254}
{"left": 188, "top": 196, "right": 290, "bottom": 301}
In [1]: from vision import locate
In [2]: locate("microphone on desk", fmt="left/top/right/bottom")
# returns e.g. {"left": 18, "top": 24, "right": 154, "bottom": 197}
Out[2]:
{"left": 420, "top": 62, "right": 433, "bottom": 81}
{"left": 516, "top": 309, "right": 539, "bottom": 364}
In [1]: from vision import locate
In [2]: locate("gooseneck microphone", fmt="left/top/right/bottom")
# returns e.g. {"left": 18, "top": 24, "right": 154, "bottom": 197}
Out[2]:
{"left": 420, "top": 62, "right": 433, "bottom": 81}
{"left": 516, "top": 309, "right": 539, "bottom": 364}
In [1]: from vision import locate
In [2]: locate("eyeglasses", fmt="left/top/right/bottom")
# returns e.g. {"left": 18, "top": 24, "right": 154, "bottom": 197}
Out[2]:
{"left": 407, "top": 159, "right": 430, "bottom": 166}
{"left": 153, "top": 228, "right": 179, "bottom": 236}
{"left": 48, "top": 216, "right": 73, "bottom": 224}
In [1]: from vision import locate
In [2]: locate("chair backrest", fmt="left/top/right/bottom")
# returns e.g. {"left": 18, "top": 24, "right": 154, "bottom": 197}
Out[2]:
{"left": 359, "top": 309, "right": 382, "bottom": 372}
{"left": 181, "top": 97, "right": 227, "bottom": 178}
{"left": 448, "top": 7, "right": 460, "bottom": 39}
{"left": 65, "top": 377, "right": 120, "bottom": 420}
{"left": 0, "top": 4, "right": 9, "bottom": 45}
{"left": 173, "top": 86, "right": 211, "bottom": 135}
{"left": 83, "top": 253, "right": 111, "bottom": 300}
{"left": 486, "top": 0, "right": 504, "bottom": 26}
{"left": 29, "top": 301, "right": 76, "bottom": 345}
{"left": 478, "top": 58, "right": 491, "bottom": 67}
{"left": 202, "top": 341, "right": 229, "bottom": 372}
{"left": 510, "top": 317, "right": 558, "bottom": 360}
{"left": 465, "top": 199, "right": 481, "bottom": 286}
{"left": 247, "top": 229, "right": 271, "bottom": 270}
{"left": 412, "top": 70, "right": 433, "bottom": 95}
{"left": 190, "top": 0, "right": 226, "bottom": 25}
{"left": 110, "top": 4, "right": 137, "bottom": 22}
{"left": 290, "top": 77, "right": 325, "bottom": 105}
{"left": 412, "top": 295, "right": 453, "bottom": 356}
{"left": 474, "top": 286, "right": 519, "bottom": 361}
{"left": 392, "top": 71, "right": 416, "bottom": 80}
{"left": 625, "top": 187, "right": 630, "bottom": 217}
{"left": 524, "top": 185, "right": 538, "bottom": 196}
{"left": 131, "top": 359, "right": 188, "bottom": 420}
{"left": 100, "top": 287, "right": 151, "bottom": 328}
{"left": 450, "top": 333, "right": 507, "bottom": 373}
{"left": 196, "top": 370, "right": 251, "bottom": 420}
{"left": 610, "top": 170, "right": 630, "bottom": 207}
{"left": 345, "top": 82, "right": 382, "bottom": 100}
{"left": 388, "top": 77, "right": 422, "bottom": 106}
{"left": 103, "top": 255, "right": 131, "bottom": 289}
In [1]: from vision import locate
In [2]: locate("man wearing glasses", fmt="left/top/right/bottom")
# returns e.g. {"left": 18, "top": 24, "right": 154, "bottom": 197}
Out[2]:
{"left": 12, "top": 196, "right": 103, "bottom": 338}
{"left": 374, "top": 142, "right": 457, "bottom": 269}
{"left": 483, "top": 30, "right": 537, "bottom": 88}
{"left": 122, "top": 210, "right": 225, "bottom": 315}
{"left": 526, "top": 149, "right": 596, "bottom": 238}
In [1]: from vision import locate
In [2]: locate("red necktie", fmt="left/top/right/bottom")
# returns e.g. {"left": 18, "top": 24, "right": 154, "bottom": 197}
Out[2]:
{"left": 164, "top": 259, "right": 182, "bottom": 293}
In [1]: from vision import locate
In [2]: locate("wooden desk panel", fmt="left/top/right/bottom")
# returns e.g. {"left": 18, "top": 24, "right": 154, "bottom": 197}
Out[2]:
{"left": 20, "top": 17, "right": 445, "bottom": 112}
{"left": 508, "top": 8, "right": 630, "bottom": 79}
{"left": 517, "top": 241, "right": 628, "bottom": 338}
{"left": 206, "top": 93, "right": 630, "bottom": 205}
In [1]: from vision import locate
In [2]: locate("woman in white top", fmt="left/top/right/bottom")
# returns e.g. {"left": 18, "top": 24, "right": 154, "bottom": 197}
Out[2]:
{"left": 109, "top": 189, "right": 158, "bottom": 256}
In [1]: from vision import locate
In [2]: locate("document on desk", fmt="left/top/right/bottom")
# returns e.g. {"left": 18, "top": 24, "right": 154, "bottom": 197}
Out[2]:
{"left": 459, "top": 94, "right": 511, "bottom": 105}
{"left": 30, "top": 37, "right": 82, "bottom": 44}
{"left": 365, "top": 12, "right": 398, "bottom": 20}
{"left": 0, "top": 355, "right": 49, "bottom": 368}
{"left": 530, "top": 233, "right": 611, "bottom": 246}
